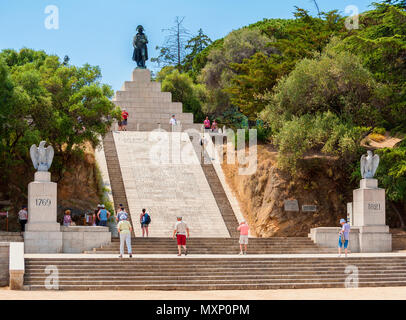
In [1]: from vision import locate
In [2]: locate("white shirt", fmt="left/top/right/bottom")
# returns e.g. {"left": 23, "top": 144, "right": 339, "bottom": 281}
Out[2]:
{"left": 174, "top": 221, "right": 188, "bottom": 235}
{"left": 18, "top": 209, "right": 28, "bottom": 220}
{"left": 169, "top": 118, "right": 177, "bottom": 126}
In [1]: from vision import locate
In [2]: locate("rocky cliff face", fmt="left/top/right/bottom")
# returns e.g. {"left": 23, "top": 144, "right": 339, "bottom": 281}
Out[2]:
{"left": 57, "top": 149, "right": 101, "bottom": 222}
{"left": 222, "top": 145, "right": 354, "bottom": 237}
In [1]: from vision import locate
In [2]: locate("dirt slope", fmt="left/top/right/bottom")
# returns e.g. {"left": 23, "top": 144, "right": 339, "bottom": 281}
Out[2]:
{"left": 222, "top": 145, "right": 354, "bottom": 237}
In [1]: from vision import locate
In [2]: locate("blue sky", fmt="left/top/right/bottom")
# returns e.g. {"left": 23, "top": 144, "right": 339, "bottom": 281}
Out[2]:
{"left": 0, "top": 0, "right": 374, "bottom": 91}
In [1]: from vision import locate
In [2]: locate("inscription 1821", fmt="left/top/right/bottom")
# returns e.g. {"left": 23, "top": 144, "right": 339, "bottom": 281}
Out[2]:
{"left": 368, "top": 203, "right": 382, "bottom": 211}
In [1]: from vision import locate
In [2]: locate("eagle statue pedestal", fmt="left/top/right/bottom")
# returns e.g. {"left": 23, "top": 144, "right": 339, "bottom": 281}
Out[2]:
{"left": 24, "top": 171, "right": 63, "bottom": 253}
{"left": 353, "top": 179, "right": 392, "bottom": 253}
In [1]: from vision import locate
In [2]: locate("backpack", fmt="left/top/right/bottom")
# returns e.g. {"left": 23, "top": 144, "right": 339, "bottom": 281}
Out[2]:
{"left": 144, "top": 213, "right": 151, "bottom": 225}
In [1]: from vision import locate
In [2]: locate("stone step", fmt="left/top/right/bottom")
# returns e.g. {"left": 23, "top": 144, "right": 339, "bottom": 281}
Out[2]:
{"left": 25, "top": 280, "right": 406, "bottom": 291}
{"left": 113, "top": 101, "right": 183, "bottom": 109}
{"left": 112, "top": 106, "right": 184, "bottom": 114}
{"left": 116, "top": 91, "right": 172, "bottom": 99}
{"left": 23, "top": 255, "right": 406, "bottom": 290}
{"left": 201, "top": 163, "right": 240, "bottom": 238}
{"left": 121, "top": 82, "right": 162, "bottom": 92}
{"left": 102, "top": 132, "right": 135, "bottom": 237}
{"left": 116, "top": 113, "right": 193, "bottom": 121}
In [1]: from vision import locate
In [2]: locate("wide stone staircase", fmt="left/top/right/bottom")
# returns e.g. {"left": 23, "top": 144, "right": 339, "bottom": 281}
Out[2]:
{"left": 85, "top": 237, "right": 334, "bottom": 254}
{"left": 24, "top": 256, "right": 406, "bottom": 290}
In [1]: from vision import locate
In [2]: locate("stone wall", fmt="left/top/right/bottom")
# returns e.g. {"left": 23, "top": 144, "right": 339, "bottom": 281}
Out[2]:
{"left": 0, "top": 232, "right": 23, "bottom": 242}
{"left": 61, "top": 226, "right": 111, "bottom": 253}
{"left": 0, "top": 243, "right": 9, "bottom": 287}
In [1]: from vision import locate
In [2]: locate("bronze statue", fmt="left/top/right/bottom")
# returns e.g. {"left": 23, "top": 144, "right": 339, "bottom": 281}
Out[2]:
{"left": 132, "top": 25, "right": 148, "bottom": 68}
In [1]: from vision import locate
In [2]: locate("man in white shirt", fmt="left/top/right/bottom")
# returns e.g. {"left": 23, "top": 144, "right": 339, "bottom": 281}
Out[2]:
{"left": 172, "top": 216, "right": 190, "bottom": 256}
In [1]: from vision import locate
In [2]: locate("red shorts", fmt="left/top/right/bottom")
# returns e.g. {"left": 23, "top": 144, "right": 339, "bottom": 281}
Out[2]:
{"left": 177, "top": 234, "right": 186, "bottom": 246}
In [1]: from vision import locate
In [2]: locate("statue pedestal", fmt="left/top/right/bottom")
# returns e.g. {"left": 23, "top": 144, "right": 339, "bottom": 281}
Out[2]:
{"left": 24, "top": 172, "right": 62, "bottom": 253}
{"left": 309, "top": 179, "right": 392, "bottom": 253}
{"left": 132, "top": 68, "right": 151, "bottom": 82}
{"left": 353, "top": 179, "right": 391, "bottom": 252}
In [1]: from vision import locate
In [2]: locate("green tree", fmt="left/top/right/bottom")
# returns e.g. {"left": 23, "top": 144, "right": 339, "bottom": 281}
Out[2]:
{"left": 183, "top": 29, "right": 212, "bottom": 74}
{"left": 337, "top": 4, "right": 406, "bottom": 131}
{"left": 0, "top": 48, "right": 120, "bottom": 201}
{"left": 160, "top": 69, "right": 205, "bottom": 122}
{"left": 260, "top": 45, "right": 386, "bottom": 128}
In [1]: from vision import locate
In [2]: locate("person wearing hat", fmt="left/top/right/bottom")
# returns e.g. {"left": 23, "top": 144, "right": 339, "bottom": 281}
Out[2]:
{"left": 117, "top": 215, "right": 133, "bottom": 258}
{"left": 338, "top": 218, "right": 351, "bottom": 258}
{"left": 172, "top": 216, "right": 190, "bottom": 256}
{"left": 97, "top": 204, "right": 111, "bottom": 227}
{"left": 18, "top": 205, "right": 28, "bottom": 232}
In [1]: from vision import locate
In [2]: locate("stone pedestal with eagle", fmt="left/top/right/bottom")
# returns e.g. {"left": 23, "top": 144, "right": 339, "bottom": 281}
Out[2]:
{"left": 24, "top": 141, "right": 63, "bottom": 253}
{"left": 353, "top": 151, "right": 391, "bottom": 252}
{"left": 309, "top": 150, "right": 392, "bottom": 252}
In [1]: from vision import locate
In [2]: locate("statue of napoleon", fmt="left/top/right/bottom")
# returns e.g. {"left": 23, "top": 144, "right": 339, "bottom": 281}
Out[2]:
{"left": 132, "top": 25, "right": 148, "bottom": 68}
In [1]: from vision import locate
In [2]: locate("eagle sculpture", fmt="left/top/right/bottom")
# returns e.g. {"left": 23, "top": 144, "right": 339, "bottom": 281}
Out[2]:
{"left": 360, "top": 150, "right": 380, "bottom": 179}
{"left": 30, "top": 141, "right": 54, "bottom": 172}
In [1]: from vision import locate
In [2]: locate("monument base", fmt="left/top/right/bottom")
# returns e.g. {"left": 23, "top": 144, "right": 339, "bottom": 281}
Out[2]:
{"left": 24, "top": 231, "right": 63, "bottom": 253}
{"left": 61, "top": 226, "right": 111, "bottom": 254}
{"left": 309, "top": 227, "right": 360, "bottom": 252}
{"left": 309, "top": 226, "right": 392, "bottom": 253}
{"left": 358, "top": 230, "right": 392, "bottom": 253}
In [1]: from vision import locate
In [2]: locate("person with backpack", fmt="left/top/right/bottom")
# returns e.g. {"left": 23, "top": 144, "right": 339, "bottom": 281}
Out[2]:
{"left": 116, "top": 206, "right": 128, "bottom": 222}
{"left": 338, "top": 218, "right": 351, "bottom": 258}
{"left": 97, "top": 204, "right": 111, "bottom": 227}
{"left": 140, "top": 209, "right": 151, "bottom": 237}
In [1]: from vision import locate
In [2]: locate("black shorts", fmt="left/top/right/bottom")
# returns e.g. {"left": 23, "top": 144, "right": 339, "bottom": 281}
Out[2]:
{"left": 122, "top": 119, "right": 128, "bottom": 126}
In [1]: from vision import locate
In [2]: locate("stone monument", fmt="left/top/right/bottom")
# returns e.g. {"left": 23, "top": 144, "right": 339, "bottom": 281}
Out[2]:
{"left": 354, "top": 151, "right": 391, "bottom": 252}
{"left": 309, "top": 150, "right": 392, "bottom": 252}
{"left": 24, "top": 141, "right": 63, "bottom": 253}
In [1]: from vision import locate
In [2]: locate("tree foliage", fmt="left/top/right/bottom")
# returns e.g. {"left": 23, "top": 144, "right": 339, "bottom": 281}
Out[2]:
{"left": 0, "top": 48, "right": 120, "bottom": 198}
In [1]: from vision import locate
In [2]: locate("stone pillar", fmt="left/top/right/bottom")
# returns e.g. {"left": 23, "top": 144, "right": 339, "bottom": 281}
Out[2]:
{"left": 353, "top": 179, "right": 392, "bottom": 252}
{"left": 24, "top": 172, "right": 63, "bottom": 253}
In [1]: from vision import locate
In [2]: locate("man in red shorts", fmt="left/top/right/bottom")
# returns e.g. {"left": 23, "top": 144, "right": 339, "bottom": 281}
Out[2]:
{"left": 172, "top": 216, "right": 190, "bottom": 256}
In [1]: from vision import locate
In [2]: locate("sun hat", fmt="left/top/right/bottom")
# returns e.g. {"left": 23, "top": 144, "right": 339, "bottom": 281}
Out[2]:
{"left": 340, "top": 219, "right": 346, "bottom": 224}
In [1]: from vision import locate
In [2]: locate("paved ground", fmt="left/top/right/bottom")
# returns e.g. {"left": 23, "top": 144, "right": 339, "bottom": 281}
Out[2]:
{"left": 24, "top": 252, "right": 406, "bottom": 259}
{"left": 1, "top": 286, "right": 406, "bottom": 300}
